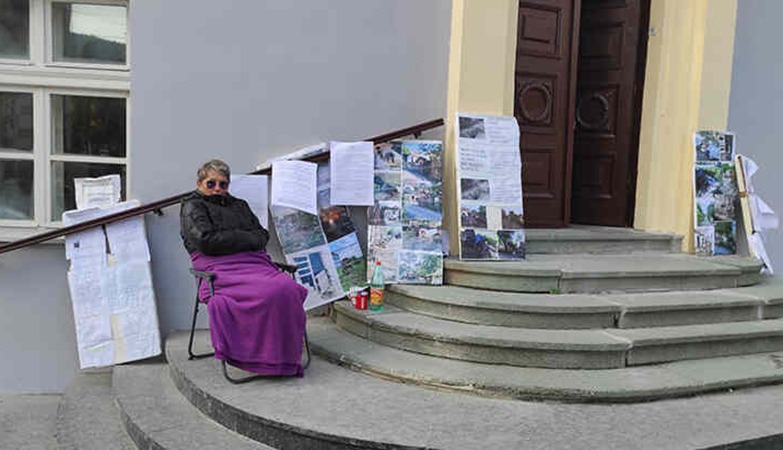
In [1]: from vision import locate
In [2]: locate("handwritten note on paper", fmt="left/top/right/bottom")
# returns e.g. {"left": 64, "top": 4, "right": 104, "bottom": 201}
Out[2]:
{"left": 271, "top": 161, "right": 318, "bottom": 215}
{"left": 330, "top": 141, "right": 374, "bottom": 206}
{"left": 230, "top": 174, "right": 270, "bottom": 228}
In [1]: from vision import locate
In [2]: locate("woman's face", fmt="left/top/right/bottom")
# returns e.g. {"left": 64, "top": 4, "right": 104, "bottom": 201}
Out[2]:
{"left": 197, "top": 170, "right": 230, "bottom": 196}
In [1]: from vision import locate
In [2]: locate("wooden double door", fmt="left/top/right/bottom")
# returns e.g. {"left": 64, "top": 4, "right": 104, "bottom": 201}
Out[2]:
{"left": 515, "top": 0, "right": 650, "bottom": 227}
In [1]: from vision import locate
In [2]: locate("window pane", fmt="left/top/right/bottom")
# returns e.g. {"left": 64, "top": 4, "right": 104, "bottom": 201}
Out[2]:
{"left": 51, "top": 161, "right": 125, "bottom": 219}
{"left": 52, "top": 95, "right": 126, "bottom": 157}
{"left": 0, "top": 159, "right": 33, "bottom": 220}
{"left": 52, "top": 2, "right": 127, "bottom": 65}
{"left": 0, "top": 92, "right": 33, "bottom": 151}
{"left": 0, "top": 0, "right": 29, "bottom": 59}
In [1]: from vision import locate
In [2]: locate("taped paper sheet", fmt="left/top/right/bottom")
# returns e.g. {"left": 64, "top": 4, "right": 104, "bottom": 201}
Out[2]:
{"left": 271, "top": 161, "right": 317, "bottom": 215}
{"left": 330, "top": 141, "right": 374, "bottom": 206}
{"left": 230, "top": 174, "right": 270, "bottom": 228}
{"left": 74, "top": 174, "right": 121, "bottom": 209}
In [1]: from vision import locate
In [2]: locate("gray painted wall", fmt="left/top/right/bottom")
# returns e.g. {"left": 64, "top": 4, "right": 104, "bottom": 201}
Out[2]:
{"left": 728, "top": 0, "right": 783, "bottom": 270}
{"left": 0, "top": 0, "right": 451, "bottom": 393}
{"left": 131, "top": 0, "right": 451, "bottom": 335}
{"left": 0, "top": 245, "right": 79, "bottom": 393}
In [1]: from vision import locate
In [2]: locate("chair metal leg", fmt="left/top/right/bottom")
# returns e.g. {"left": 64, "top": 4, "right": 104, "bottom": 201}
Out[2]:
{"left": 302, "top": 330, "right": 312, "bottom": 370}
{"left": 188, "top": 293, "right": 214, "bottom": 360}
{"left": 221, "top": 361, "right": 266, "bottom": 384}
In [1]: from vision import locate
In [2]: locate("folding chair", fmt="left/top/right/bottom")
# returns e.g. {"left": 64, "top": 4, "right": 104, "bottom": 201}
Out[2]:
{"left": 188, "top": 262, "right": 311, "bottom": 384}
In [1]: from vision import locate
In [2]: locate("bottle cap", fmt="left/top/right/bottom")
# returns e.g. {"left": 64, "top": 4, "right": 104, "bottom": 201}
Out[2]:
{"left": 376, "top": 261, "right": 381, "bottom": 265}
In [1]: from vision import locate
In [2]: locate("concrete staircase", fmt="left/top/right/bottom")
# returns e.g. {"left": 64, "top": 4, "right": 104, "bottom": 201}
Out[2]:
{"left": 54, "top": 227, "right": 783, "bottom": 449}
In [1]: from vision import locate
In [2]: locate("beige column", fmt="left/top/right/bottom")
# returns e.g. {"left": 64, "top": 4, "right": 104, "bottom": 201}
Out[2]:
{"left": 444, "top": 0, "right": 519, "bottom": 253}
{"left": 634, "top": 0, "right": 738, "bottom": 251}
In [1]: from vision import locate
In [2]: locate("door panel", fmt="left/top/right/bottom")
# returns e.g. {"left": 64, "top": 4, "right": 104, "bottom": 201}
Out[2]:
{"left": 516, "top": 0, "right": 581, "bottom": 228}
{"left": 570, "top": 0, "right": 648, "bottom": 226}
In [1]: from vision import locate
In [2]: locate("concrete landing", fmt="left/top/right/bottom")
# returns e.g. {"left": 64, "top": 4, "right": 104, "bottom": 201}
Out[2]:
{"left": 0, "top": 394, "right": 59, "bottom": 450}
{"left": 114, "top": 361, "right": 271, "bottom": 450}
{"left": 55, "top": 371, "right": 134, "bottom": 450}
{"left": 166, "top": 330, "right": 783, "bottom": 449}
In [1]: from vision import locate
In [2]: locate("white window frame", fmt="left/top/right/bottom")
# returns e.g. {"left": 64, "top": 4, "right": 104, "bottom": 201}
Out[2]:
{"left": 0, "top": 0, "right": 129, "bottom": 241}
{"left": 44, "top": 0, "right": 130, "bottom": 71}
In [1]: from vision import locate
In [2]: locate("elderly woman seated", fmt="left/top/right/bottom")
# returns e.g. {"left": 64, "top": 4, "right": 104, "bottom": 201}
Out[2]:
{"left": 180, "top": 159, "right": 307, "bottom": 377}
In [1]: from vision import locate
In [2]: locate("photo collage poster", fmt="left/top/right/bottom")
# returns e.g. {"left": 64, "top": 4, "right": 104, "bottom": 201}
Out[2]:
{"left": 456, "top": 113, "right": 526, "bottom": 260}
{"left": 693, "top": 130, "right": 738, "bottom": 256}
{"left": 271, "top": 162, "right": 365, "bottom": 310}
{"left": 368, "top": 141, "right": 444, "bottom": 285}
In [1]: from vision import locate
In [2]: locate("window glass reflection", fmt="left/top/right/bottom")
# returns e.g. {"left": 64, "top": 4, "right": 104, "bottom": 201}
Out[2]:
{"left": 0, "top": 159, "right": 33, "bottom": 220}
{"left": 0, "top": 0, "right": 29, "bottom": 59}
{"left": 52, "top": 95, "right": 126, "bottom": 157}
{"left": 52, "top": 2, "right": 127, "bottom": 64}
{"left": 0, "top": 92, "right": 33, "bottom": 151}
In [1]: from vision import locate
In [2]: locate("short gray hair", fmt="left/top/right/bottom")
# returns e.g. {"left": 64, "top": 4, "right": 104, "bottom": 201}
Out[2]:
{"left": 197, "top": 159, "right": 231, "bottom": 182}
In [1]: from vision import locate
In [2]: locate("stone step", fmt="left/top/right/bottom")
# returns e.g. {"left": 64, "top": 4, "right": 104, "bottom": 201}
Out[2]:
{"left": 444, "top": 254, "right": 763, "bottom": 293}
{"left": 55, "top": 371, "right": 135, "bottom": 450}
{"left": 387, "top": 278, "right": 783, "bottom": 329}
{"left": 166, "top": 330, "right": 783, "bottom": 449}
{"left": 113, "top": 361, "right": 272, "bottom": 450}
{"left": 333, "top": 301, "right": 629, "bottom": 369}
{"left": 524, "top": 225, "right": 681, "bottom": 254}
{"left": 310, "top": 317, "right": 783, "bottom": 402}
{"left": 333, "top": 301, "right": 783, "bottom": 368}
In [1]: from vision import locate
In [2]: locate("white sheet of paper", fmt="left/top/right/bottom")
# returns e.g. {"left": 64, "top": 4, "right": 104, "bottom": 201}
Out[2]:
{"left": 106, "top": 217, "right": 150, "bottom": 262}
{"left": 271, "top": 161, "right": 318, "bottom": 215}
{"left": 490, "top": 176, "right": 524, "bottom": 204}
{"left": 229, "top": 174, "right": 270, "bottom": 228}
{"left": 750, "top": 195, "right": 780, "bottom": 231}
{"left": 749, "top": 233, "right": 774, "bottom": 274}
{"left": 75, "top": 315, "right": 112, "bottom": 347}
{"left": 78, "top": 341, "right": 114, "bottom": 369}
{"left": 74, "top": 175, "right": 121, "bottom": 209}
{"left": 68, "top": 267, "right": 107, "bottom": 319}
{"left": 742, "top": 156, "right": 759, "bottom": 193}
{"left": 330, "top": 141, "right": 374, "bottom": 206}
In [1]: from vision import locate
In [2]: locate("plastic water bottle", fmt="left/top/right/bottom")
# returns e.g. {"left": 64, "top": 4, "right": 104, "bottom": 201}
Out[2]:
{"left": 370, "top": 261, "right": 385, "bottom": 311}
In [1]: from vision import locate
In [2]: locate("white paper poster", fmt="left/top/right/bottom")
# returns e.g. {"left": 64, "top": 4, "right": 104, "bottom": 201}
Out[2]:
{"left": 456, "top": 113, "right": 526, "bottom": 260}
{"left": 230, "top": 174, "right": 270, "bottom": 228}
{"left": 63, "top": 200, "right": 161, "bottom": 369}
{"left": 271, "top": 161, "right": 317, "bottom": 215}
{"left": 329, "top": 141, "right": 375, "bottom": 206}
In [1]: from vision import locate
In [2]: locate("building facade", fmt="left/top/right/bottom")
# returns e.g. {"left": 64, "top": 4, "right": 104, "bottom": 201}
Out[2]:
{"left": 0, "top": 0, "right": 778, "bottom": 393}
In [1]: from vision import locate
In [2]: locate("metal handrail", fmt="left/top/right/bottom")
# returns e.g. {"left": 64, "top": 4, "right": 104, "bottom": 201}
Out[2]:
{"left": 0, "top": 118, "right": 444, "bottom": 255}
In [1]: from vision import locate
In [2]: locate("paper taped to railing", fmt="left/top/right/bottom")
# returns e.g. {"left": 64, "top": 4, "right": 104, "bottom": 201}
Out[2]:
{"left": 63, "top": 199, "right": 160, "bottom": 369}
{"left": 271, "top": 161, "right": 317, "bottom": 215}
{"left": 229, "top": 174, "right": 269, "bottom": 228}
{"left": 74, "top": 174, "right": 121, "bottom": 210}
{"left": 329, "top": 141, "right": 374, "bottom": 206}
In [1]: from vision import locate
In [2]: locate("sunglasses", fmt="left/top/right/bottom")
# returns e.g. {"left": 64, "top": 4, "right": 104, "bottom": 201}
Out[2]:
{"left": 205, "top": 180, "right": 229, "bottom": 189}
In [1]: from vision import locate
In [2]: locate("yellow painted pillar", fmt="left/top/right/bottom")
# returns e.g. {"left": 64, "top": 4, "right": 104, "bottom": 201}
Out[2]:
{"left": 444, "top": 0, "right": 519, "bottom": 253}
{"left": 634, "top": 0, "right": 737, "bottom": 251}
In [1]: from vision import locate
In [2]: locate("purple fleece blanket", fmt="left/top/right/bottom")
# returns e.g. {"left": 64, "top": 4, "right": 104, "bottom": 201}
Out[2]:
{"left": 191, "top": 250, "right": 308, "bottom": 376}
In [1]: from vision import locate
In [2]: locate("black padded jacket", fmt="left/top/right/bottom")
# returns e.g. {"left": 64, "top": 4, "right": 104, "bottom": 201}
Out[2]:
{"left": 179, "top": 191, "right": 270, "bottom": 256}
